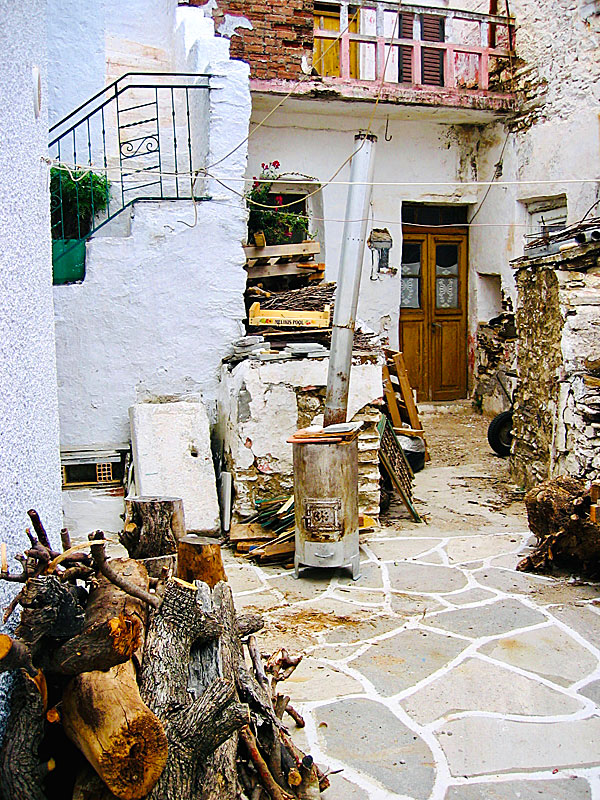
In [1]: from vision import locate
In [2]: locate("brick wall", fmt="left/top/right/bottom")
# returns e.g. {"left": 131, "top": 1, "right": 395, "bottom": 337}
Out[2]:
{"left": 189, "top": 0, "right": 314, "bottom": 80}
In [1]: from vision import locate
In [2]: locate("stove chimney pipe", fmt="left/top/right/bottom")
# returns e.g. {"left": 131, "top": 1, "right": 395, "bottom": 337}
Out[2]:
{"left": 323, "top": 132, "right": 377, "bottom": 427}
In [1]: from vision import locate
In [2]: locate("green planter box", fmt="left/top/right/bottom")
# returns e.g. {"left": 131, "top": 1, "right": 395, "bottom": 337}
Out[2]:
{"left": 52, "top": 239, "right": 86, "bottom": 285}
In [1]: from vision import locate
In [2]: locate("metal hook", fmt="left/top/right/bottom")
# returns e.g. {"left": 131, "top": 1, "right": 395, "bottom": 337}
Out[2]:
{"left": 384, "top": 116, "right": 392, "bottom": 142}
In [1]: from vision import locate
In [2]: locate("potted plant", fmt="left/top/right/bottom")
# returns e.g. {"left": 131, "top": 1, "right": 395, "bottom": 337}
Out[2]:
{"left": 50, "top": 166, "right": 110, "bottom": 284}
{"left": 245, "top": 161, "right": 311, "bottom": 247}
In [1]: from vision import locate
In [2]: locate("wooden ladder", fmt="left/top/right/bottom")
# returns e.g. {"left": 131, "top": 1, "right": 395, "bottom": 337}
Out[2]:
{"left": 382, "top": 349, "right": 430, "bottom": 462}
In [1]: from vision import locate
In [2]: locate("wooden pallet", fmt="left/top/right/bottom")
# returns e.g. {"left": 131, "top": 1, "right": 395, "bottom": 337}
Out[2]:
{"left": 244, "top": 241, "right": 324, "bottom": 280}
{"left": 377, "top": 414, "right": 421, "bottom": 523}
{"left": 382, "top": 349, "right": 430, "bottom": 462}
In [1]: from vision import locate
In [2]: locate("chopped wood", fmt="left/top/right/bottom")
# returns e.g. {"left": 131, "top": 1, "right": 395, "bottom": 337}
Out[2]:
{"left": 239, "top": 726, "right": 295, "bottom": 800}
{"left": 62, "top": 660, "right": 168, "bottom": 800}
{"left": 177, "top": 535, "right": 227, "bottom": 588}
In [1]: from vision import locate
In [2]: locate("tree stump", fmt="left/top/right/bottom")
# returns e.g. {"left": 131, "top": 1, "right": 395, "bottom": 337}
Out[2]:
{"left": 121, "top": 497, "right": 185, "bottom": 577}
{"left": 518, "top": 476, "right": 600, "bottom": 577}
{"left": 139, "top": 578, "right": 248, "bottom": 800}
{"left": 62, "top": 661, "right": 168, "bottom": 800}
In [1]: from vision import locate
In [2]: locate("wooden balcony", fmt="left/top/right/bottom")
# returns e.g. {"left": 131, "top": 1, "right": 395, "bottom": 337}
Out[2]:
{"left": 251, "top": 1, "right": 515, "bottom": 117}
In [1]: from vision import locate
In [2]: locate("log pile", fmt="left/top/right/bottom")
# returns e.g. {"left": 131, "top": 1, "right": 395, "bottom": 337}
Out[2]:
{"left": 518, "top": 476, "right": 600, "bottom": 577}
{"left": 0, "top": 507, "right": 331, "bottom": 800}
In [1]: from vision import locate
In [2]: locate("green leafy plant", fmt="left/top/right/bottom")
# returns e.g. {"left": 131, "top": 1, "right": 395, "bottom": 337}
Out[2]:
{"left": 50, "top": 167, "right": 110, "bottom": 240}
{"left": 245, "top": 161, "right": 311, "bottom": 246}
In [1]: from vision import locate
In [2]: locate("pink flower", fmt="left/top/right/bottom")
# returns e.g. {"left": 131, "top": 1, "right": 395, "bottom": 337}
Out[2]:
{"left": 273, "top": 160, "right": 280, "bottom": 169}
{"left": 253, "top": 181, "right": 259, "bottom": 189}
{"left": 261, "top": 163, "right": 267, "bottom": 169}
{"left": 275, "top": 195, "right": 283, "bottom": 206}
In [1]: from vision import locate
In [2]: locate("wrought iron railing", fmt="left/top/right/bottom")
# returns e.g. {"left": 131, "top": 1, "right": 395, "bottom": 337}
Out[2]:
{"left": 49, "top": 72, "right": 211, "bottom": 276}
{"left": 313, "top": 0, "right": 514, "bottom": 91}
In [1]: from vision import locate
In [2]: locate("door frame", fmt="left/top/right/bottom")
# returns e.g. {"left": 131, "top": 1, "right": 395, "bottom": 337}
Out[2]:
{"left": 399, "top": 225, "right": 469, "bottom": 402}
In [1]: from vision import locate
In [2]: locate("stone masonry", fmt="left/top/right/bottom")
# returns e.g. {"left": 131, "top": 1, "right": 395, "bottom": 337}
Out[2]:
{"left": 511, "top": 242, "right": 600, "bottom": 489}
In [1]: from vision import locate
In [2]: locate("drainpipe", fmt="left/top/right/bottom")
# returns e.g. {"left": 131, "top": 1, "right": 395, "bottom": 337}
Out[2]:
{"left": 323, "top": 132, "right": 377, "bottom": 427}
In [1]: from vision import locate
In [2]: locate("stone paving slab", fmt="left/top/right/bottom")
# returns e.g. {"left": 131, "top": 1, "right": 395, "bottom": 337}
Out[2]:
{"left": 427, "top": 598, "right": 547, "bottom": 638}
{"left": 313, "top": 698, "right": 436, "bottom": 798}
{"left": 348, "top": 628, "right": 467, "bottom": 695}
{"left": 480, "top": 625, "right": 599, "bottom": 686}
{"left": 446, "top": 534, "right": 522, "bottom": 563}
{"left": 439, "top": 716, "right": 600, "bottom": 776}
{"left": 401, "top": 656, "right": 584, "bottom": 724}
{"left": 367, "top": 538, "right": 442, "bottom": 561}
{"left": 284, "top": 658, "right": 363, "bottom": 701}
{"left": 387, "top": 562, "right": 468, "bottom": 593}
{"left": 444, "top": 777, "right": 592, "bottom": 799}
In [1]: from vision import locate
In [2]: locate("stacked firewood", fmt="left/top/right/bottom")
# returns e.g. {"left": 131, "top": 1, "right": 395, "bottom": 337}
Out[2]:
{"left": 0, "top": 503, "right": 330, "bottom": 800}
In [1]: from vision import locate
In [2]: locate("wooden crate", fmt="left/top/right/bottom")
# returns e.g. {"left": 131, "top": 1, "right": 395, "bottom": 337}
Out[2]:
{"left": 248, "top": 302, "right": 331, "bottom": 328}
{"left": 244, "top": 241, "right": 324, "bottom": 280}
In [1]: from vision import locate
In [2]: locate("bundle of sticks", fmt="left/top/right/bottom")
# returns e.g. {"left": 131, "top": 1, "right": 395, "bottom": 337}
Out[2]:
{"left": 0, "top": 504, "right": 331, "bottom": 800}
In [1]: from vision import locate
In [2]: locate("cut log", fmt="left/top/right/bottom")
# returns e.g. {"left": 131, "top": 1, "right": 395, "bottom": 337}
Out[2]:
{"left": 0, "top": 672, "right": 50, "bottom": 800}
{"left": 16, "top": 575, "right": 85, "bottom": 658}
{"left": 62, "top": 661, "right": 168, "bottom": 800}
{"left": 176, "top": 535, "right": 226, "bottom": 588}
{"left": 139, "top": 578, "right": 248, "bottom": 800}
{"left": 121, "top": 497, "right": 184, "bottom": 576}
{"left": 50, "top": 559, "right": 148, "bottom": 675}
{"left": 0, "top": 633, "right": 36, "bottom": 677}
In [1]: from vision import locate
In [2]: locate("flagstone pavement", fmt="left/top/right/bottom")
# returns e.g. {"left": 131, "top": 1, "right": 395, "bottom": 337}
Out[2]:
{"left": 223, "top": 404, "right": 600, "bottom": 800}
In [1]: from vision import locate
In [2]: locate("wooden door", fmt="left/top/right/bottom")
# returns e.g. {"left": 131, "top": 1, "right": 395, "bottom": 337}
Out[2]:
{"left": 398, "top": 228, "right": 468, "bottom": 402}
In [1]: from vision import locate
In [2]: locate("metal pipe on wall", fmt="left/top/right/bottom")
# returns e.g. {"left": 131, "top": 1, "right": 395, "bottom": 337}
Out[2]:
{"left": 323, "top": 132, "right": 377, "bottom": 427}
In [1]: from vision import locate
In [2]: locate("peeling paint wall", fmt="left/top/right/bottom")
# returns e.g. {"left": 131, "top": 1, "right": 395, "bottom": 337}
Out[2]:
{"left": 218, "top": 359, "right": 383, "bottom": 518}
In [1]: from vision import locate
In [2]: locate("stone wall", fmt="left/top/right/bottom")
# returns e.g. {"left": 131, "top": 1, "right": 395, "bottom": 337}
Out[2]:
{"left": 218, "top": 358, "right": 383, "bottom": 519}
{"left": 189, "top": 0, "right": 313, "bottom": 80}
{"left": 511, "top": 266, "right": 563, "bottom": 487}
{"left": 472, "top": 312, "right": 517, "bottom": 415}
{"left": 511, "top": 244, "right": 600, "bottom": 489}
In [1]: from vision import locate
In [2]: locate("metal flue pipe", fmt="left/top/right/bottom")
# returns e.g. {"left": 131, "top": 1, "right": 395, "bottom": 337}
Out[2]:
{"left": 323, "top": 132, "right": 377, "bottom": 427}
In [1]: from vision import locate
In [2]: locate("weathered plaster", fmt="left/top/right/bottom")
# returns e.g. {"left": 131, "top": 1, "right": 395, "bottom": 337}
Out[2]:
{"left": 218, "top": 359, "right": 383, "bottom": 517}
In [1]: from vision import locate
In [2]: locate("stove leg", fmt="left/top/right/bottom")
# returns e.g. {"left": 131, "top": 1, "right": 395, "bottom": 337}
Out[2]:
{"left": 351, "top": 553, "right": 361, "bottom": 581}
{"left": 294, "top": 554, "right": 301, "bottom": 579}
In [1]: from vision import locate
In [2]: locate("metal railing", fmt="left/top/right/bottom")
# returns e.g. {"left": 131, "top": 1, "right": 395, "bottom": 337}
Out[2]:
{"left": 49, "top": 73, "right": 211, "bottom": 270}
{"left": 313, "top": 0, "right": 514, "bottom": 91}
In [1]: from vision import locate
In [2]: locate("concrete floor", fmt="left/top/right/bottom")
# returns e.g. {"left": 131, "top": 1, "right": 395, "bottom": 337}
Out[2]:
{"left": 224, "top": 403, "right": 600, "bottom": 800}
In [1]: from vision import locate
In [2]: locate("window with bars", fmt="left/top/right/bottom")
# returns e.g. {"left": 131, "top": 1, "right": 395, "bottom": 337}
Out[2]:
{"left": 61, "top": 452, "right": 127, "bottom": 488}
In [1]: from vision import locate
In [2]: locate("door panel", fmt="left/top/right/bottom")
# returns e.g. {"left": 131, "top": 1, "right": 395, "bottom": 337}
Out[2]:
{"left": 399, "top": 229, "right": 467, "bottom": 402}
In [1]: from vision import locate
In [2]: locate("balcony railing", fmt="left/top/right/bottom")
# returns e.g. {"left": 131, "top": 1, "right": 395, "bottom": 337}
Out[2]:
{"left": 48, "top": 73, "right": 211, "bottom": 279}
{"left": 313, "top": 1, "right": 514, "bottom": 92}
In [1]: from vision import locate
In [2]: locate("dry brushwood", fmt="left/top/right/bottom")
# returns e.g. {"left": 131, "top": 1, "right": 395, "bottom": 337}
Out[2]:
{"left": 518, "top": 476, "right": 600, "bottom": 577}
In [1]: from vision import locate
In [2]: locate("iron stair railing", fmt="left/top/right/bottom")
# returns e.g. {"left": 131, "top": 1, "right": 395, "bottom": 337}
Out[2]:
{"left": 49, "top": 72, "right": 211, "bottom": 279}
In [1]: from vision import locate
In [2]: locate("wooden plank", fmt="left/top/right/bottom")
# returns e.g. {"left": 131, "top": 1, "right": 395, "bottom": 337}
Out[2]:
{"left": 229, "top": 522, "right": 272, "bottom": 543}
{"left": 382, "top": 364, "right": 403, "bottom": 428}
{"left": 243, "top": 242, "right": 320, "bottom": 260}
{"left": 245, "top": 262, "right": 324, "bottom": 280}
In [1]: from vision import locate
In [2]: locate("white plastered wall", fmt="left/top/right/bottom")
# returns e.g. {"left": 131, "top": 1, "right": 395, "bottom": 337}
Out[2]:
{"left": 52, "top": 8, "right": 251, "bottom": 447}
{"left": 246, "top": 107, "right": 508, "bottom": 355}
{"left": 0, "top": 0, "right": 63, "bottom": 737}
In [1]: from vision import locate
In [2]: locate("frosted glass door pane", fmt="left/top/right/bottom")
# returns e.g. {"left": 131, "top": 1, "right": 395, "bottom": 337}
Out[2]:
{"left": 435, "top": 244, "right": 459, "bottom": 309}
{"left": 401, "top": 242, "right": 422, "bottom": 308}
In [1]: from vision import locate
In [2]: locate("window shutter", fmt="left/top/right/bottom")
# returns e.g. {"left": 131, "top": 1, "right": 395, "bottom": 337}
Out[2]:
{"left": 421, "top": 15, "right": 445, "bottom": 86}
{"left": 398, "top": 13, "right": 414, "bottom": 83}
